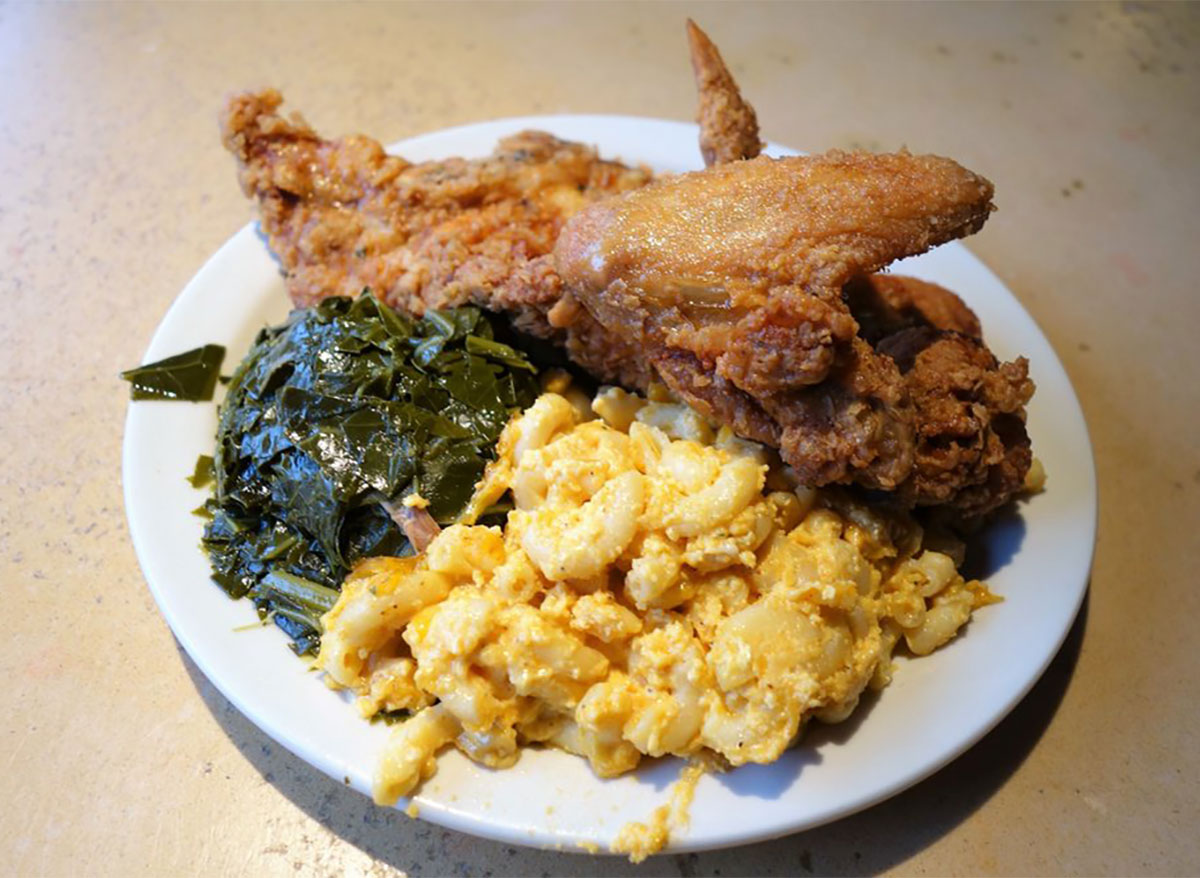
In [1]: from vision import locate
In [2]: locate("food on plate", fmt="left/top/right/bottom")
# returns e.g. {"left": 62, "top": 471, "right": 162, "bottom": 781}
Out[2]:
{"left": 220, "top": 89, "right": 654, "bottom": 391}
{"left": 318, "top": 387, "right": 997, "bottom": 832}
{"left": 220, "top": 26, "right": 1033, "bottom": 517}
{"left": 554, "top": 151, "right": 1032, "bottom": 516}
{"left": 192, "top": 19, "right": 1041, "bottom": 858}
{"left": 849, "top": 275, "right": 1035, "bottom": 514}
{"left": 847, "top": 273, "right": 983, "bottom": 340}
{"left": 200, "top": 295, "right": 539, "bottom": 653}
{"left": 120, "top": 343, "right": 225, "bottom": 401}
{"left": 687, "top": 18, "right": 763, "bottom": 167}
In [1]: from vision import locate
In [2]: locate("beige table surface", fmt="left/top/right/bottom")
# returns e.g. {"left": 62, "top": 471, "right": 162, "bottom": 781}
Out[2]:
{"left": 3, "top": 2, "right": 1198, "bottom": 875}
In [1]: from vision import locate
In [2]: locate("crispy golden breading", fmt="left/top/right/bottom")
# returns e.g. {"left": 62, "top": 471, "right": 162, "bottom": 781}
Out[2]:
{"left": 219, "top": 89, "right": 652, "bottom": 387}
{"left": 221, "top": 89, "right": 651, "bottom": 313}
{"left": 876, "top": 326, "right": 1033, "bottom": 515}
{"left": 846, "top": 274, "right": 983, "bottom": 342}
{"left": 841, "top": 274, "right": 1033, "bottom": 514}
{"left": 552, "top": 150, "right": 1020, "bottom": 506}
{"left": 687, "top": 19, "right": 763, "bottom": 166}
{"left": 220, "top": 25, "right": 1034, "bottom": 516}
{"left": 674, "top": 23, "right": 1031, "bottom": 514}
{"left": 554, "top": 152, "right": 994, "bottom": 311}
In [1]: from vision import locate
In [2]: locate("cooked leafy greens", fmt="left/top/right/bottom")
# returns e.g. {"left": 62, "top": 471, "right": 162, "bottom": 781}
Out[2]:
{"left": 188, "top": 455, "right": 215, "bottom": 489}
{"left": 121, "top": 344, "right": 226, "bottom": 401}
{"left": 201, "top": 294, "right": 538, "bottom": 653}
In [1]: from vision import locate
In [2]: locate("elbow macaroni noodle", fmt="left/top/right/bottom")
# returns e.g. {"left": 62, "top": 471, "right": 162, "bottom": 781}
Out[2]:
{"left": 318, "top": 385, "right": 1001, "bottom": 849}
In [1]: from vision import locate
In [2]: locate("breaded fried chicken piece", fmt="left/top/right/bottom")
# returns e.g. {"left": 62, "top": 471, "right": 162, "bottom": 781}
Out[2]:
{"left": 845, "top": 274, "right": 982, "bottom": 342}
{"left": 687, "top": 19, "right": 763, "bottom": 166}
{"left": 877, "top": 326, "right": 1033, "bottom": 516}
{"left": 554, "top": 150, "right": 998, "bottom": 494}
{"left": 671, "top": 23, "right": 1033, "bottom": 514}
{"left": 845, "top": 275, "right": 1033, "bottom": 514}
{"left": 222, "top": 26, "right": 1034, "bottom": 516}
{"left": 219, "top": 89, "right": 654, "bottom": 386}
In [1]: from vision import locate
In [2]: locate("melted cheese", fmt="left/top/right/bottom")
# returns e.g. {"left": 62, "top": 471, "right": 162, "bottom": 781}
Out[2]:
{"left": 318, "top": 389, "right": 997, "bottom": 858}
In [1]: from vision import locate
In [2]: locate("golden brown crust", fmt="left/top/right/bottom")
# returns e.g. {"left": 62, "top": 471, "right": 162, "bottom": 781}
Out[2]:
{"left": 845, "top": 274, "right": 983, "bottom": 342}
{"left": 554, "top": 150, "right": 1012, "bottom": 507}
{"left": 651, "top": 348, "right": 783, "bottom": 446}
{"left": 219, "top": 89, "right": 655, "bottom": 396}
{"left": 554, "top": 152, "right": 995, "bottom": 302}
{"left": 717, "top": 286, "right": 859, "bottom": 395}
{"left": 768, "top": 337, "right": 916, "bottom": 490}
{"left": 687, "top": 19, "right": 763, "bottom": 166}
{"left": 221, "top": 87, "right": 1031, "bottom": 517}
{"left": 839, "top": 275, "right": 1032, "bottom": 513}
{"left": 876, "top": 328, "right": 1034, "bottom": 515}
{"left": 219, "top": 89, "right": 651, "bottom": 318}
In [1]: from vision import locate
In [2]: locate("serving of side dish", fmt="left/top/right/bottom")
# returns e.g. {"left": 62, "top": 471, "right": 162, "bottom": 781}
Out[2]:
{"left": 123, "top": 116, "right": 1096, "bottom": 854}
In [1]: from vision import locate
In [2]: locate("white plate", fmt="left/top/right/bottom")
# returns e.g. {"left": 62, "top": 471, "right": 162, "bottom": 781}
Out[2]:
{"left": 123, "top": 116, "right": 1096, "bottom": 855}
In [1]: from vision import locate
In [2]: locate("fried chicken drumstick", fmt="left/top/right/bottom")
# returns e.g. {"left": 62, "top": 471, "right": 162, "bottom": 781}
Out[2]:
{"left": 219, "top": 23, "right": 1033, "bottom": 517}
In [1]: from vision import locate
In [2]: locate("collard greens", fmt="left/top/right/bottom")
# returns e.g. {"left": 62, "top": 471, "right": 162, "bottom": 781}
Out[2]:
{"left": 121, "top": 344, "right": 226, "bottom": 401}
{"left": 201, "top": 295, "right": 538, "bottom": 653}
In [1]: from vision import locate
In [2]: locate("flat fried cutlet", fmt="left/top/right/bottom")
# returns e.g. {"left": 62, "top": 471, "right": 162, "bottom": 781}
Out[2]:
{"left": 220, "top": 88, "right": 650, "bottom": 325}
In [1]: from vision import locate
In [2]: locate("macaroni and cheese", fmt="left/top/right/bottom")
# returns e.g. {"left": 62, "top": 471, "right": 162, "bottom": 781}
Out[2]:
{"left": 318, "top": 387, "right": 998, "bottom": 857}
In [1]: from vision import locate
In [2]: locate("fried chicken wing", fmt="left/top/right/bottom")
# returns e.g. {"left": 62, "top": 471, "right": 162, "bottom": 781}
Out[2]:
{"left": 676, "top": 24, "right": 1028, "bottom": 511}
{"left": 555, "top": 151, "right": 993, "bottom": 306}
{"left": 553, "top": 150, "right": 1007, "bottom": 498}
{"left": 687, "top": 19, "right": 763, "bottom": 166}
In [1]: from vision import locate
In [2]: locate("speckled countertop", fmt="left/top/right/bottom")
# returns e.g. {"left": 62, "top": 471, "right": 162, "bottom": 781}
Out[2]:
{"left": 2, "top": 2, "right": 1197, "bottom": 875}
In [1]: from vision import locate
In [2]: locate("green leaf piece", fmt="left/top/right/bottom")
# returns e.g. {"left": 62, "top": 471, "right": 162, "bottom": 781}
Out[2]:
{"left": 188, "top": 455, "right": 215, "bottom": 489}
{"left": 121, "top": 344, "right": 226, "bottom": 401}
